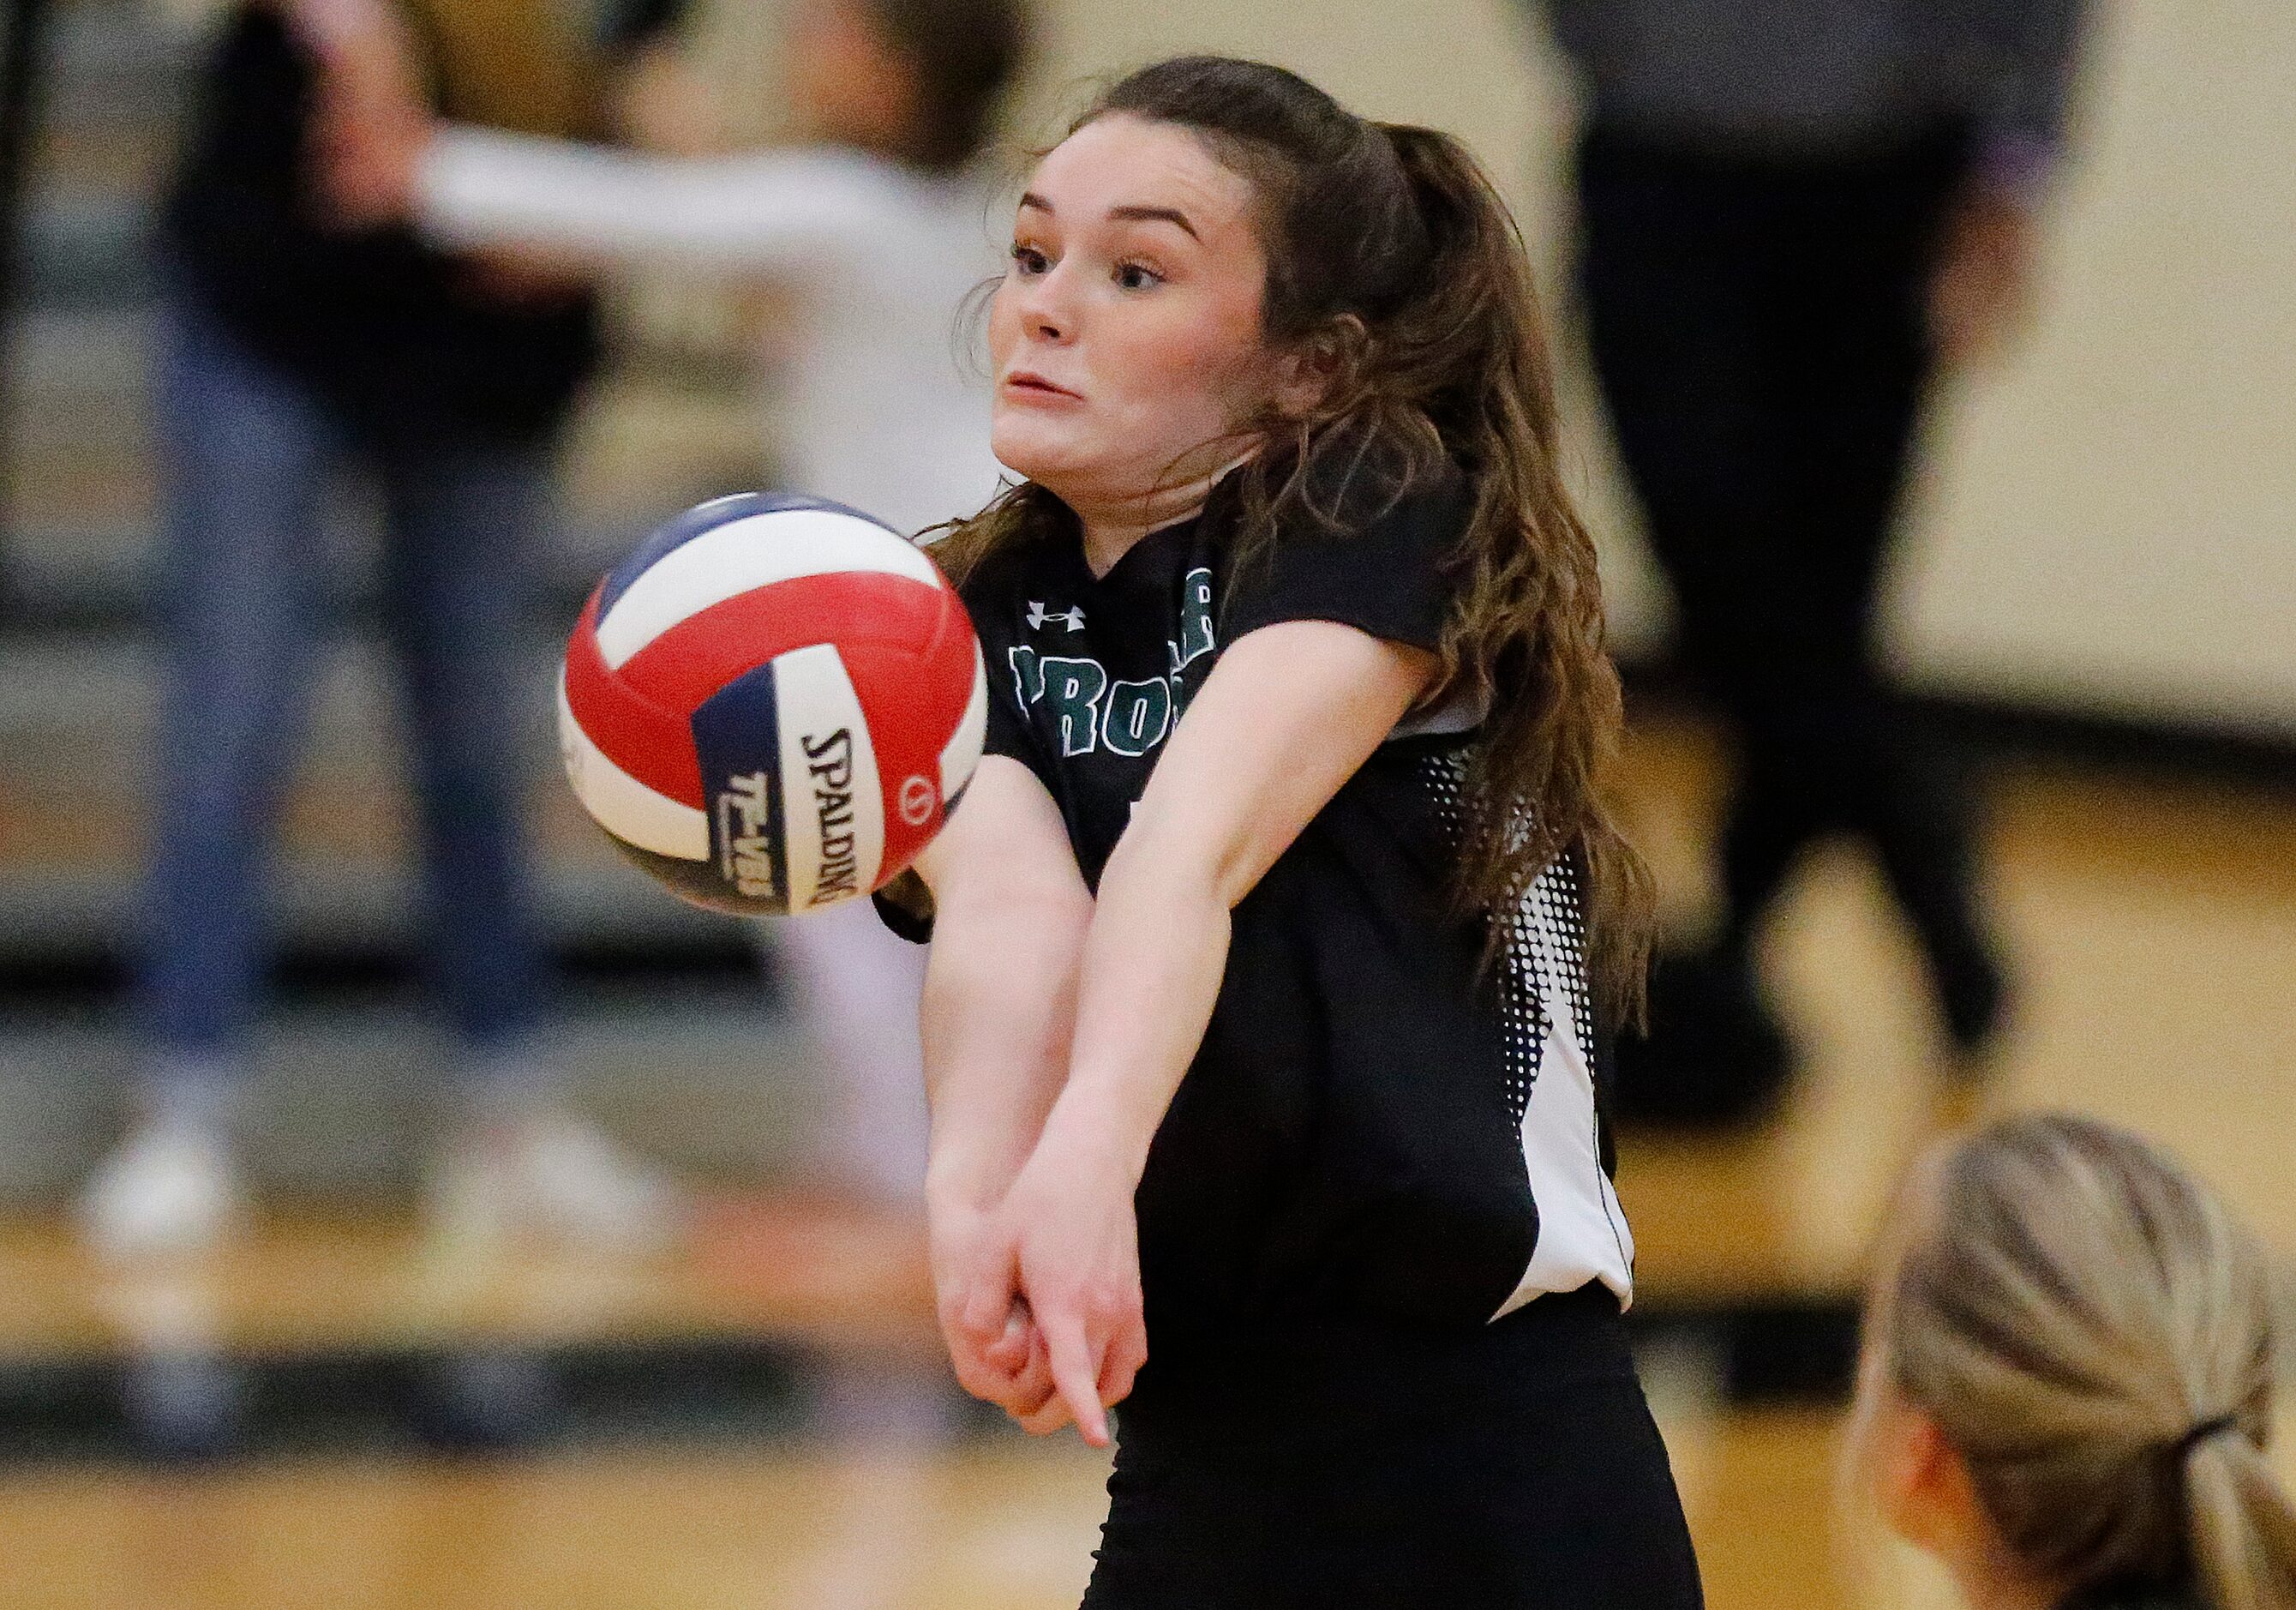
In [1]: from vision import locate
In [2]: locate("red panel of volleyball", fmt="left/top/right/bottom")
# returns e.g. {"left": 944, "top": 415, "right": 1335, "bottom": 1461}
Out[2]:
{"left": 557, "top": 493, "right": 986, "bottom": 916}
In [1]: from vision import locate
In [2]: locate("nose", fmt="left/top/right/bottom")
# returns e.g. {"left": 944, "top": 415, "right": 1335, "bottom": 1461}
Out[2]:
{"left": 1011, "top": 259, "right": 1076, "bottom": 345}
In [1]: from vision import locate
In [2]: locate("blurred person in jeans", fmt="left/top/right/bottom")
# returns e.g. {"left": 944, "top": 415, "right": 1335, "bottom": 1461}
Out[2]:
{"left": 86, "top": 0, "right": 692, "bottom": 1262}
{"left": 317, "top": 0, "right": 1035, "bottom": 1519}
{"left": 315, "top": 0, "right": 1030, "bottom": 1257}
{"left": 1527, "top": 0, "right": 2091, "bottom": 1123}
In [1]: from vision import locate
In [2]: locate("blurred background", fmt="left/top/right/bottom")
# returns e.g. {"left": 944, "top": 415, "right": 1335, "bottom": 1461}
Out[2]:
{"left": 0, "top": 0, "right": 2288, "bottom": 1606}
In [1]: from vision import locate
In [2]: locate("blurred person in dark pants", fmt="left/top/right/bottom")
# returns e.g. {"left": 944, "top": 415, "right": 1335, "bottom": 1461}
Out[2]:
{"left": 1530, "top": 0, "right": 2090, "bottom": 1123}
{"left": 87, "top": 0, "right": 692, "bottom": 1267}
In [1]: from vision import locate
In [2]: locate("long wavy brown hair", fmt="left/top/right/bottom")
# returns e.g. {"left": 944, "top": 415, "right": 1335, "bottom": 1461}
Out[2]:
{"left": 935, "top": 55, "right": 1653, "bottom": 1022}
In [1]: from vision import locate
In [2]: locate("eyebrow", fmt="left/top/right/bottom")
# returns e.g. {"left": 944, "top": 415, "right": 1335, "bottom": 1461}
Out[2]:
{"left": 1017, "top": 193, "right": 1201, "bottom": 241}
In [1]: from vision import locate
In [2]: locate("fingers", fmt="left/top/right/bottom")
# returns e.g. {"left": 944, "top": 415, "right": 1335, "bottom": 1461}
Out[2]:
{"left": 947, "top": 1319, "right": 1058, "bottom": 1422}
{"left": 1016, "top": 1393, "right": 1075, "bottom": 1436}
{"left": 931, "top": 1204, "right": 1034, "bottom": 1409}
{"left": 983, "top": 1304, "right": 1034, "bottom": 1373}
{"left": 1098, "top": 1315, "right": 1148, "bottom": 1410}
{"left": 940, "top": 1333, "right": 1015, "bottom": 1406}
{"left": 1004, "top": 1333, "right": 1059, "bottom": 1421}
{"left": 1040, "top": 1310, "right": 1111, "bottom": 1448}
{"left": 955, "top": 1253, "right": 1016, "bottom": 1350}
{"left": 938, "top": 1295, "right": 1020, "bottom": 1403}
{"left": 976, "top": 1305, "right": 1058, "bottom": 1415}
{"left": 938, "top": 1244, "right": 1060, "bottom": 1417}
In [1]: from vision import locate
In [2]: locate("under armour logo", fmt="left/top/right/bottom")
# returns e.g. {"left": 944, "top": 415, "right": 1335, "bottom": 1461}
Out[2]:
{"left": 1027, "top": 601, "right": 1086, "bottom": 633}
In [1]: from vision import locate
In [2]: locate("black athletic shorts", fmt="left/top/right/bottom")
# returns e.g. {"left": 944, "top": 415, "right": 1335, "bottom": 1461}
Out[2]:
{"left": 1080, "top": 1284, "right": 1706, "bottom": 1609}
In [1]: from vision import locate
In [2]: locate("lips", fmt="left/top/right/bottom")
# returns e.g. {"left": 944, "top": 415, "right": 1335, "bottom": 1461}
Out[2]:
{"left": 1003, "top": 370, "right": 1081, "bottom": 400}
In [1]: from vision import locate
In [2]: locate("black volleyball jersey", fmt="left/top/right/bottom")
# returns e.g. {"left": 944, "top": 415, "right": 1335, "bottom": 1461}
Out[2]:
{"left": 926, "top": 465, "right": 1633, "bottom": 1337}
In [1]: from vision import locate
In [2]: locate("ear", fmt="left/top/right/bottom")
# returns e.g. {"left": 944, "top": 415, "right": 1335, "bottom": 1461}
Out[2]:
{"left": 1875, "top": 1402, "right": 1981, "bottom": 1559}
{"left": 1268, "top": 345, "right": 1334, "bottom": 420}
{"left": 1268, "top": 317, "right": 1363, "bottom": 419}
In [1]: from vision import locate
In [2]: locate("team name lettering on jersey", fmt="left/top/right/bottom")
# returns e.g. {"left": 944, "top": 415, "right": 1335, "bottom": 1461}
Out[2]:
{"left": 1009, "top": 568, "right": 1215, "bottom": 760}
{"left": 802, "top": 729, "right": 860, "bottom": 904}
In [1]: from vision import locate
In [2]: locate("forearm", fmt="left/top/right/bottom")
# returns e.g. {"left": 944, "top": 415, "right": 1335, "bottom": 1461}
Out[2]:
{"left": 920, "top": 886, "right": 1090, "bottom": 1212}
{"left": 417, "top": 127, "right": 859, "bottom": 275}
{"left": 1029, "top": 626, "right": 1428, "bottom": 1181}
{"left": 1035, "top": 838, "right": 1231, "bottom": 1186}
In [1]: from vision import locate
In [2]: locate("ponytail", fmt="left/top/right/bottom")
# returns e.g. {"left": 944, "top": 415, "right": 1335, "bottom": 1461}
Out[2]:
{"left": 2188, "top": 1430, "right": 2296, "bottom": 1610}
{"left": 1366, "top": 119, "right": 1649, "bottom": 1015}
{"left": 1877, "top": 1114, "right": 2296, "bottom": 1610}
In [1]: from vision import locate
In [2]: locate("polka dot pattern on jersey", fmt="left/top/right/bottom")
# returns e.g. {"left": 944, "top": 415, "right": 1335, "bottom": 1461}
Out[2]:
{"left": 1418, "top": 750, "right": 1595, "bottom": 1132}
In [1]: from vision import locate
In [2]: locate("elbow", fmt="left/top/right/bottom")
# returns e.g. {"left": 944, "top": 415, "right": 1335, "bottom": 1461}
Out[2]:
{"left": 1033, "top": 875, "right": 1097, "bottom": 937}
{"left": 1098, "top": 827, "right": 1243, "bottom": 917}
{"left": 944, "top": 867, "right": 1093, "bottom": 945}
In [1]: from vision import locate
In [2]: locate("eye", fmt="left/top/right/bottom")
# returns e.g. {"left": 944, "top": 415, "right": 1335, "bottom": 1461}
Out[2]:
{"left": 1113, "top": 261, "right": 1164, "bottom": 291}
{"left": 1010, "top": 243, "right": 1050, "bottom": 275}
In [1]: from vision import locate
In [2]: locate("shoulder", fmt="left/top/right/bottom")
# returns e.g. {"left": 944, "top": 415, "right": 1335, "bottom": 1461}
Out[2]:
{"left": 1263, "top": 437, "right": 1478, "bottom": 580}
{"left": 950, "top": 531, "right": 1054, "bottom": 626}
{"left": 1215, "top": 444, "right": 1474, "bottom": 652}
{"left": 1282, "top": 439, "right": 1474, "bottom": 555}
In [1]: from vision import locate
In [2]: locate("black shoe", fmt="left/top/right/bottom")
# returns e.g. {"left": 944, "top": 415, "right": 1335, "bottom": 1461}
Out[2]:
{"left": 410, "top": 1349, "right": 564, "bottom": 1452}
{"left": 1609, "top": 946, "right": 1795, "bottom": 1130}
{"left": 1928, "top": 925, "right": 2010, "bottom": 1063}
{"left": 121, "top": 1348, "right": 248, "bottom": 1461}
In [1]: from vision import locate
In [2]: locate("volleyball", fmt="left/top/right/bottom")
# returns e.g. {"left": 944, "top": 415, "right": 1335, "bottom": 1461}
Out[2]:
{"left": 557, "top": 493, "right": 986, "bottom": 916}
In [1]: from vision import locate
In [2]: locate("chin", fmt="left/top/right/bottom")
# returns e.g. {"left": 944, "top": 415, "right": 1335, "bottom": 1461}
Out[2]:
{"left": 990, "top": 414, "right": 1090, "bottom": 488}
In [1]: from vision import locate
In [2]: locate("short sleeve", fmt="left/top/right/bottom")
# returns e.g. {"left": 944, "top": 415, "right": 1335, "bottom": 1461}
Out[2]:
{"left": 959, "top": 556, "right": 1060, "bottom": 793}
{"left": 980, "top": 640, "right": 1051, "bottom": 778}
{"left": 872, "top": 870, "right": 935, "bottom": 945}
{"left": 873, "top": 545, "right": 1066, "bottom": 946}
{"left": 868, "top": 670, "right": 1040, "bottom": 946}
{"left": 1220, "top": 464, "right": 1472, "bottom": 652}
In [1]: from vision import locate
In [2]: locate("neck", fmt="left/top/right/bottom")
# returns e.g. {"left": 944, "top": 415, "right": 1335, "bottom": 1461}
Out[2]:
{"left": 1068, "top": 451, "right": 1254, "bottom": 580}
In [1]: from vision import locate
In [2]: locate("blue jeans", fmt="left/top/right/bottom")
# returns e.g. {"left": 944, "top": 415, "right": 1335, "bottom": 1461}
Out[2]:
{"left": 135, "top": 290, "right": 553, "bottom": 1077}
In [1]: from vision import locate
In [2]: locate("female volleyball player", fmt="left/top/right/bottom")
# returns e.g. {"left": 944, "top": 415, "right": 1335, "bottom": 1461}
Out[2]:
{"left": 1853, "top": 1114, "right": 2296, "bottom": 1610}
{"left": 898, "top": 56, "right": 1702, "bottom": 1607}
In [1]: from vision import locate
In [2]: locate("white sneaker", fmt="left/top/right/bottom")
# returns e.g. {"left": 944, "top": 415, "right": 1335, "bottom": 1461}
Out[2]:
{"left": 430, "top": 1109, "right": 687, "bottom": 1257}
{"left": 78, "top": 1120, "right": 248, "bottom": 1262}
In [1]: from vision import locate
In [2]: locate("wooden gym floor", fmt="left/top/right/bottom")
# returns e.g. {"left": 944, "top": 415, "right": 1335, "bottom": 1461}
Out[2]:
{"left": 4, "top": 1400, "right": 2293, "bottom": 1608}
{"left": 0, "top": 716, "right": 2290, "bottom": 1610}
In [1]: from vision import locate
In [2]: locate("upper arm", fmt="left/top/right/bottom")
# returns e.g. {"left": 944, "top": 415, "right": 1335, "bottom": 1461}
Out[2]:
{"left": 1117, "top": 621, "right": 1436, "bottom": 909}
{"left": 916, "top": 754, "right": 1091, "bottom": 926}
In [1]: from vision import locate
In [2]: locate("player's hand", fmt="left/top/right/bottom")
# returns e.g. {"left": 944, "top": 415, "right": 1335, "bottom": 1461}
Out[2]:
{"left": 1013, "top": 1326, "right": 1076, "bottom": 1436}
{"left": 1930, "top": 186, "right": 2039, "bottom": 365}
{"left": 926, "top": 1192, "right": 1058, "bottom": 1421}
{"left": 1001, "top": 1140, "right": 1147, "bottom": 1449}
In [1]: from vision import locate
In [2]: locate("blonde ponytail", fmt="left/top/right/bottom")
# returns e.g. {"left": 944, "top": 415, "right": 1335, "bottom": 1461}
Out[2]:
{"left": 2187, "top": 1427, "right": 2296, "bottom": 1610}
{"left": 1879, "top": 1114, "right": 2296, "bottom": 1609}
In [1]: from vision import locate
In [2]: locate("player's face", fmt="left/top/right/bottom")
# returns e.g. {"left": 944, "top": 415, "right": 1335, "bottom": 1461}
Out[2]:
{"left": 988, "top": 115, "right": 1278, "bottom": 510}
